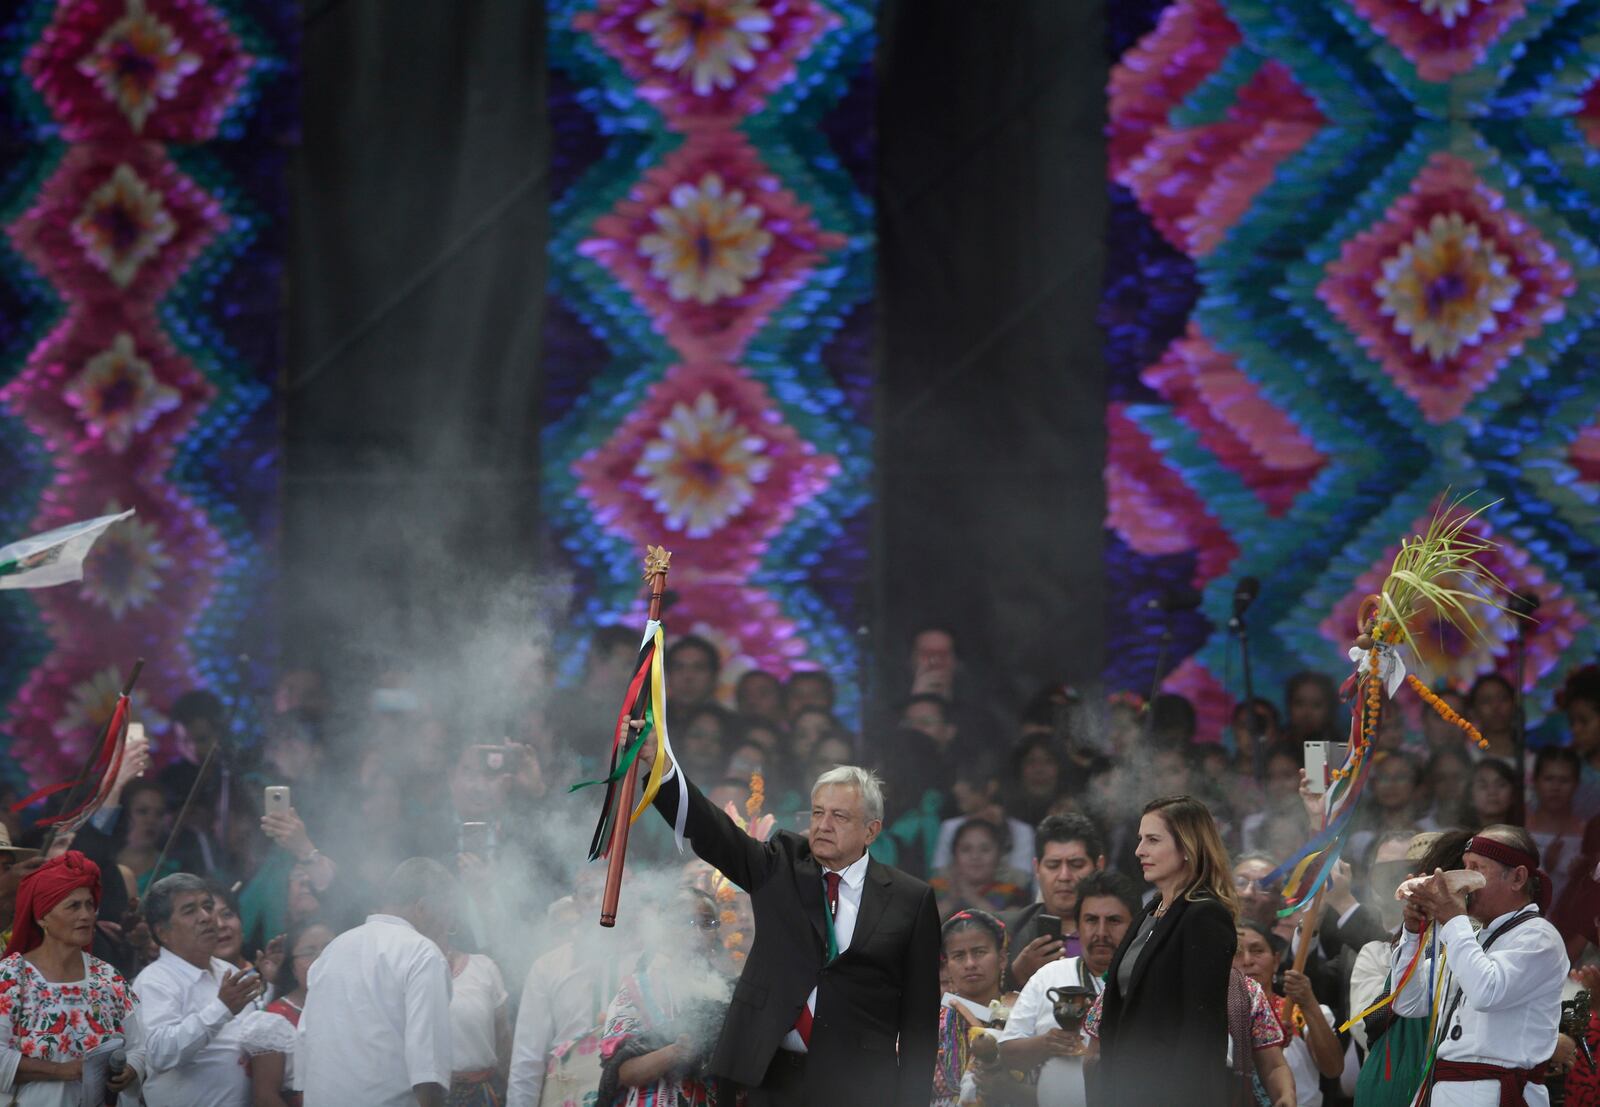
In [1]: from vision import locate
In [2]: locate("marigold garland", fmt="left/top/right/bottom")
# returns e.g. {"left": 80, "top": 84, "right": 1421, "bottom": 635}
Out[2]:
{"left": 1407, "top": 673, "right": 1487, "bottom": 749}
{"left": 747, "top": 771, "right": 764, "bottom": 823}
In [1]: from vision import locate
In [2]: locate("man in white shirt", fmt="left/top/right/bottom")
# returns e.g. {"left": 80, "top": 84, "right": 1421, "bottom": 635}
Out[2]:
{"left": 133, "top": 873, "right": 266, "bottom": 1107}
{"left": 300, "top": 857, "right": 454, "bottom": 1107}
{"left": 1394, "top": 825, "right": 1569, "bottom": 1106}
{"left": 1000, "top": 871, "right": 1138, "bottom": 1107}
{"left": 507, "top": 870, "right": 636, "bottom": 1107}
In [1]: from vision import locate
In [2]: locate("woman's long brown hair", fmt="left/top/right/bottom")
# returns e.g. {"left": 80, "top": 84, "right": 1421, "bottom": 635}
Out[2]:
{"left": 1144, "top": 794, "right": 1240, "bottom": 921}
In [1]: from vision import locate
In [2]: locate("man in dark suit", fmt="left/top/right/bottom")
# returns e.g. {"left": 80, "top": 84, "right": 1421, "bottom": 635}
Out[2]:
{"left": 633, "top": 725, "right": 941, "bottom": 1107}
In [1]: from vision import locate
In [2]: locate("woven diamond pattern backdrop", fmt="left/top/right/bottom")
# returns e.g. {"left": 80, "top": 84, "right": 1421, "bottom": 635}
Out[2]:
{"left": 1104, "top": 0, "right": 1600, "bottom": 734}
{"left": 543, "top": 0, "right": 876, "bottom": 708}
{"left": 0, "top": 0, "right": 294, "bottom": 786}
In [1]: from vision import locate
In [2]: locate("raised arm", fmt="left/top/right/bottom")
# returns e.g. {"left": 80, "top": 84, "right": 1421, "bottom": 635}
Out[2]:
{"left": 635, "top": 721, "right": 778, "bottom": 892}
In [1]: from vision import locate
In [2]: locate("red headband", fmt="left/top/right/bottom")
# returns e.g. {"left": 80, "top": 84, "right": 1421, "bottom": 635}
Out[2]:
{"left": 4, "top": 850, "right": 101, "bottom": 959}
{"left": 1466, "top": 835, "right": 1550, "bottom": 913}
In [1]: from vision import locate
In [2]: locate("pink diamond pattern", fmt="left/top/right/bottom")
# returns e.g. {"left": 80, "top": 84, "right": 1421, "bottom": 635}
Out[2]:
{"left": 575, "top": 0, "right": 839, "bottom": 127}
{"left": 574, "top": 362, "right": 838, "bottom": 566}
{"left": 1317, "top": 153, "right": 1574, "bottom": 424}
{"left": 25, "top": 0, "right": 251, "bottom": 142}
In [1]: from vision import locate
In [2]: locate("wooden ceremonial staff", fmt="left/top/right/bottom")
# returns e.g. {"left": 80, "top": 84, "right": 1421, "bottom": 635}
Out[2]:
{"left": 148, "top": 727, "right": 221, "bottom": 888}
{"left": 1287, "top": 883, "right": 1327, "bottom": 1027}
{"left": 599, "top": 547, "right": 672, "bottom": 928}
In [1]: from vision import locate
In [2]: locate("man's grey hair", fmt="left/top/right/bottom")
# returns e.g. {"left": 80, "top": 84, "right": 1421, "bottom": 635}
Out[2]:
{"left": 811, "top": 765, "right": 885, "bottom": 823}
{"left": 144, "top": 873, "right": 211, "bottom": 935}
{"left": 382, "top": 856, "right": 456, "bottom": 910}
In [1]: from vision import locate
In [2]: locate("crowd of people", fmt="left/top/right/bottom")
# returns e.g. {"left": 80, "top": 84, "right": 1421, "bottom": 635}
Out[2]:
{"left": 0, "top": 622, "right": 1598, "bottom": 1105}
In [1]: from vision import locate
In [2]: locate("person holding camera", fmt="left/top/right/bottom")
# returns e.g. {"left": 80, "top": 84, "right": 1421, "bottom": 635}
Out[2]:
{"left": 596, "top": 887, "right": 738, "bottom": 1107}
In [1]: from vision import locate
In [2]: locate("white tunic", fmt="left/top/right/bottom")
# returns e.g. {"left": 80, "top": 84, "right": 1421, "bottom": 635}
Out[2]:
{"left": 133, "top": 948, "right": 250, "bottom": 1107}
{"left": 299, "top": 914, "right": 452, "bottom": 1107}
{"left": 1391, "top": 908, "right": 1567, "bottom": 1107}
{"left": 506, "top": 939, "right": 635, "bottom": 1107}
{"left": 998, "top": 955, "right": 1103, "bottom": 1107}
{"left": 449, "top": 953, "right": 507, "bottom": 1073}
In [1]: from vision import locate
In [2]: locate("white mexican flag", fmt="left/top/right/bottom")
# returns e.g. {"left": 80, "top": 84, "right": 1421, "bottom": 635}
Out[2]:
{"left": 0, "top": 510, "right": 135, "bottom": 591}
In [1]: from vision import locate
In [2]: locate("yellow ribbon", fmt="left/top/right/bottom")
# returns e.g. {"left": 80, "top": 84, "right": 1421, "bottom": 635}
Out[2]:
{"left": 631, "top": 624, "right": 670, "bottom": 823}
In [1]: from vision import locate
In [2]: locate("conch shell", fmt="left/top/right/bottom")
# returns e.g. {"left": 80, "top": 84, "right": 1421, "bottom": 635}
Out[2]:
{"left": 1396, "top": 869, "right": 1486, "bottom": 900}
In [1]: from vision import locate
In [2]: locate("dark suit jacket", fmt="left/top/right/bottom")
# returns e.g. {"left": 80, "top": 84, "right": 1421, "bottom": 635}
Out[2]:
{"left": 655, "top": 776, "right": 941, "bottom": 1107}
{"left": 1091, "top": 892, "right": 1236, "bottom": 1107}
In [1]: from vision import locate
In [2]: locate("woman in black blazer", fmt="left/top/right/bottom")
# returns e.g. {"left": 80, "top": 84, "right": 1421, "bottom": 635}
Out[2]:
{"left": 1090, "top": 794, "right": 1240, "bottom": 1107}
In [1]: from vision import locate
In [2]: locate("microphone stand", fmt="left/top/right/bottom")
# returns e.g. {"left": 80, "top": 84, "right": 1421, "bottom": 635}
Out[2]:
{"left": 1228, "top": 607, "right": 1264, "bottom": 781}
{"left": 1145, "top": 620, "right": 1173, "bottom": 744}
{"left": 1510, "top": 592, "right": 1538, "bottom": 808}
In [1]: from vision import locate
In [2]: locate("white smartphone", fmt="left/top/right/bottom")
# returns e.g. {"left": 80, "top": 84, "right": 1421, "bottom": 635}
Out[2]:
{"left": 1302, "top": 741, "right": 1348, "bottom": 794}
{"left": 264, "top": 785, "right": 292, "bottom": 815}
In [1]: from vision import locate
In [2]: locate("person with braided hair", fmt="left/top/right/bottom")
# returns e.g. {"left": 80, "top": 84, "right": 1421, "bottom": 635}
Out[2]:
{"left": 931, "top": 909, "right": 1019, "bottom": 1107}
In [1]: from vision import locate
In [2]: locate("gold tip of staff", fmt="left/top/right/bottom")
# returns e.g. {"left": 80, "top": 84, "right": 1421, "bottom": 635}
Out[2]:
{"left": 643, "top": 545, "right": 672, "bottom": 579}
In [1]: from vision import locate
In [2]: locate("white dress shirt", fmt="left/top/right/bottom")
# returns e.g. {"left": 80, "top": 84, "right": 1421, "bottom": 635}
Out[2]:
{"left": 781, "top": 849, "right": 870, "bottom": 1053}
{"left": 1000, "top": 955, "right": 1103, "bottom": 1107}
{"left": 507, "top": 939, "right": 634, "bottom": 1107}
{"left": 133, "top": 947, "right": 250, "bottom": 1107}
{"left": 300, "top": 914, "right": 452, "bottom": 1107}
{"left": 1392, "top": 908, "right": 1567, "bottom": 1107}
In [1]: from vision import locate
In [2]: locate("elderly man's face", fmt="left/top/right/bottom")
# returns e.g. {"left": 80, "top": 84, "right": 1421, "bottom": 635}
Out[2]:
{"left": 809, "top": 783, "right": 879, "bottom": 870}
{"left": 157, "top": 889, "right": 219, "bottom": 969}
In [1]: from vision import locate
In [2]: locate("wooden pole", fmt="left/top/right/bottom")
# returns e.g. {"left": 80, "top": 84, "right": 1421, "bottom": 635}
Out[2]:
{"left": 599, "top": 548, "right": 671, "bottom": 928}
{"left": 1286, "top": 870, "right": 1330, "bottom": 1027}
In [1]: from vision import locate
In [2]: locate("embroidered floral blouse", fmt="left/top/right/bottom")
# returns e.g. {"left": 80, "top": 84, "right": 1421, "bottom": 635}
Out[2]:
{"left": 0, "top": 951, "right": 148, "bottom": 1101}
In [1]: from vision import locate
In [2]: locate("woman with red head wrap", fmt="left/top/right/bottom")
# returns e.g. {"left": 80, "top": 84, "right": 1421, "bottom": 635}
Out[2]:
{"left": 0, "top": 850, "right": 146, "bottom": 1103}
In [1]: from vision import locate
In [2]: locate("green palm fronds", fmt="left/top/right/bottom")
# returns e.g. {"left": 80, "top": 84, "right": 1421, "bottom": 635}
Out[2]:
{"left": 1372, "top": 494, "right": 1512, "bottom": 653}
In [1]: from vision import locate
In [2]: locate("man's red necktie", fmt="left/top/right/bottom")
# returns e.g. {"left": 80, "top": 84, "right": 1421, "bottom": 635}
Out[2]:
{"left": 794, "top": 871, "right": 842, "bottom": 1046}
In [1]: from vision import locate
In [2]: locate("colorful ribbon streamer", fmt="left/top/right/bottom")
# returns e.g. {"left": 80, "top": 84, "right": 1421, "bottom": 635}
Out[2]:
{"left": 571, "top": 619, "right": 687, "bottom": 858}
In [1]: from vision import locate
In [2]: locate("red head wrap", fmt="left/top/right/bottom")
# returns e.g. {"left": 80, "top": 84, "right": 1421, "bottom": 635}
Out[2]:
{"left": 4, "top": 850, "right": 101, "bottom": 959}
{"left": 1465, "top": 834, "right": 1551, "bottom": 913}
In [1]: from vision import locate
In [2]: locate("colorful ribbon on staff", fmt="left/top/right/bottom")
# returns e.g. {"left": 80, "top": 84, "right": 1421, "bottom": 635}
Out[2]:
{"left": 571, "top": 619, "right": 688, "bottom": 858}
{"left": 11, "top": 686, "right": 132, "bottom": 833}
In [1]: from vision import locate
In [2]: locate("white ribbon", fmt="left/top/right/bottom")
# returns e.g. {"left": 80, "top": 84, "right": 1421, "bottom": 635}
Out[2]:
{"left": 1348, "top": 642, "right": 1407, "bottom": 699}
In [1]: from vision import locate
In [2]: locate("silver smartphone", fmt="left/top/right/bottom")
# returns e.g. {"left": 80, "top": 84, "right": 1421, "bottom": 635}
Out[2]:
{"left": 264, "top": 785, "right": 292, "bottom": 815}
{"left": 1302, "top": 741, "right": 1348, "bottom": 794}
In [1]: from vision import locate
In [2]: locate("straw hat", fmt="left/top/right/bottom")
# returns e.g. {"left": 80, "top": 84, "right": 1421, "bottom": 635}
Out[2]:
{"left": 1367, "top": 830, "right": 1444, "bottom": 899}
{"left": 0, "top": 824, "right": 39, "bottom": 860}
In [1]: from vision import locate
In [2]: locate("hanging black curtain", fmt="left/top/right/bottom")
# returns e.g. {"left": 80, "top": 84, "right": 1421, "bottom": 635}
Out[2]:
{"left": 874, "top": 0, "right": 1110, "bottom": 737}
{"left": 284, "top": 0, "right": 549, "bottom": 676}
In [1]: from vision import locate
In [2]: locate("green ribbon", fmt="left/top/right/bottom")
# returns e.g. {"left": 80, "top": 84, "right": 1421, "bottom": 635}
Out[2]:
{"left": 0, "top": 560, "right": 17, "bottom": 578}
{"left": 568, "top": 706, "right": 654, "bottom": 794}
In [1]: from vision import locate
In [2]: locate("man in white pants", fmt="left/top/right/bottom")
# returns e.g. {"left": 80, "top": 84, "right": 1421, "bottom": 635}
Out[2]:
{"left": 1394, "top": 825, "right": 1569, "bottom": 1106}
